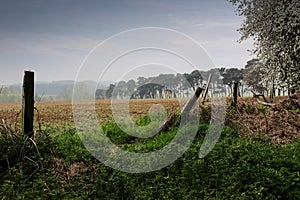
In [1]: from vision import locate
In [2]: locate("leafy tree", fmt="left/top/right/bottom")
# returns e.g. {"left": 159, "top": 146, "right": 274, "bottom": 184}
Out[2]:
{"left": 95, "top": 89, "right": 107, "bottom": 99}
{"left": 106, "top": 84, "right": 115, "bottom": 99}
{"left": 114, "top": 81, "right": 128, "bottom": 99}
{"left": 137, "top": 77, "right": 148, "bottom": 87}
{"left": 229, "top": 0, "right": 300, "bottom": 91}
{"left": 219, "top": 68, "right": 243, "bottom": 85}
{"left": 243, "top": 59, "right": 265, "bottom": 92}
{"left": 135, "top": 83, "right": 164, "bottom": 99}
{"left": 183, "top": 70, "right": 203, "bottom": 90}
{"left": 126, "top": 79, "right": 137, "bottom": 96}
{"left": 190, "top": 70, "right": 203, "bottom": 89}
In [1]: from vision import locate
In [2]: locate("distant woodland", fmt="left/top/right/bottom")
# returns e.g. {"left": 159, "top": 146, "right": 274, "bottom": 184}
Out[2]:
{"left": 0, "top": 60, "right": 294, "bottom": 102}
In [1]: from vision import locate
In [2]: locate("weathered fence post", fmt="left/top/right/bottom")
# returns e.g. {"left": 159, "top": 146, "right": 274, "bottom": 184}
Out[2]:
{"left": 231, "top": 81, "right": 238, "bottom": 108}
{"left": 202, "top": 73, "right": 212, "bottom": 104}
{"left": 154, "top": 87, "right": 204, "bottom": 134}
{"left": 182, "top": 87, "right": 204, "bottom": 115}
{"left": 270, "top": 81, "right": 275, "bottom": 102}
{"left": 22, "top": 71, "right": 34, "bottom": 136}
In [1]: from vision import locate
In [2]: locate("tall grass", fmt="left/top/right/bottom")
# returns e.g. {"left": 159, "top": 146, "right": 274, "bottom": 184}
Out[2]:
{"left": 0, "top": 116, "right": 299, "bottom": 199}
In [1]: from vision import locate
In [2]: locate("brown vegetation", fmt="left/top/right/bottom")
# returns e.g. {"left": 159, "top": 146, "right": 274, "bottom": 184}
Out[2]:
{"left": 228, "top": 93, "right": 300, "bottom": 144}
{"left": 1, "top": 94, "right": 299, "bottom": 144}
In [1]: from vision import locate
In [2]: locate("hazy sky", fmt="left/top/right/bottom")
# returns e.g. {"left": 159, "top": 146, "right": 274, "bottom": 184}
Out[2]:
{"left": 0, "top": 0, "right": 255, "bottom": 85}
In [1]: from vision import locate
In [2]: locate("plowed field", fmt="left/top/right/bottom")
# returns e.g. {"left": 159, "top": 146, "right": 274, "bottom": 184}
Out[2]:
{"left": 0, "top": 99, "right": 182, "bottom": 126}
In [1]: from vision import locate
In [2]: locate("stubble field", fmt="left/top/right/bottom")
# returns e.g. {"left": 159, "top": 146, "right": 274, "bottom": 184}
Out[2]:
{"left": 1, "top": 95, "right": 299, "bottom": 143}
{"left": 0, "top": 99, "right": 182, "bottom": 127}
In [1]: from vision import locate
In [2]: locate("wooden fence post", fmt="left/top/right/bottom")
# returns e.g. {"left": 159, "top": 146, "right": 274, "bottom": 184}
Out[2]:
{"left": 231, "top": 81, "right": 238, "bottom": 108}
{"left": 182, "top": 87, "right": 204, "bottom": 115}
{"left": 270, "top": 81, "right": 275, "bottom": 102}
{"left": 202, "top": 73, "right": 212, "bottom": 104}
{"left": 154, "top": 87, "right": 204, "bottom": 134}
{"left": 22, "top": 71, "right": 34, "bottom": 136}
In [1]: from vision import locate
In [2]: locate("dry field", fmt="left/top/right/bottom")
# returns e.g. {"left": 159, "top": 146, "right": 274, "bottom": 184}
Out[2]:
{"left": 0, "top": 99, "right": 182, "bottom": 126}
{"left": 1, "top": 95, "right": 299, "bottom": 144}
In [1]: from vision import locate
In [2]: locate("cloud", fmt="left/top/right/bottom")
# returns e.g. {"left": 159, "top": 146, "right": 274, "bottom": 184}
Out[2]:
{"left": 0, "top": 32, "right": 101, "bottom": 57}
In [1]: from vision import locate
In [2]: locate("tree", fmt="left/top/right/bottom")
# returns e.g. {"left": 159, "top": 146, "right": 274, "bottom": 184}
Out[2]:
{"left": 229, "top": 0, "right": 300, "bottom": 91}
{"left": 183, "top": 70, "right": 203, "bottom": 91}
{"left": 243, "top": 59, "right": 265, "bottom": 93}
{"left": 95, "top": 89, "right": 107, "bottom": 99}
{"left": 219, "top": 68, "right": 243, "bottom": 85}
{"left": 126, "top": 79, "right": 137, "bottom": 96}
{"left": 106, "top": 84, "right": 115, "bottom": 99}
{"left": 137, "top": 77, "right": 148, "bottom": 87}
{"left": 190, "top": 70, "right": 203, "bottom": 89}
{"left": 114, "top": 81, "right": 127, "bottom": 99}
{"left": 135, "top": 83, "right": 164, "bottom": 99}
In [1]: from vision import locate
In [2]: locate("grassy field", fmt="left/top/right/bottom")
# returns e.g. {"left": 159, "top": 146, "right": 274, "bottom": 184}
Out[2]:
{"left": 0, "top": 98, "right": 300, "bottom": 199}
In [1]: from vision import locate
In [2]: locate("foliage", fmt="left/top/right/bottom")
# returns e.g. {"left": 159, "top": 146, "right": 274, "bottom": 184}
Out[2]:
{"left": 0, "top": 125, "right": 62, "bottom": 199}
{"left": 96, "top": 69, "right": 222, "bottom": 100}
{"left": 242, "top": 59, "right": 266, "bottom": 92}
{"left": 229, "top": 0, "right": 300, "bottom": 90}
{"left": 131, "top": 83, "right": 165, "bottom": 99}
{"left": 1, "top": 116, "right": 300, "bottom": 199}
{"left": 219, "top": 67, "right": 244, "bottom": 85}
{"left": 227, "top": 95, "right": 300, "bottom": 144}
{"left": 183, "top": 70, "right": 203, "bottom": 90}
{"left": 106, "top": 84, "right": 115, "bottom": 99}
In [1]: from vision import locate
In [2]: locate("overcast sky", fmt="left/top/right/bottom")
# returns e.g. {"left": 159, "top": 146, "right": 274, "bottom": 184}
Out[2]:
{"left": 0, "top": 0, "right": 255, "bottom": 85}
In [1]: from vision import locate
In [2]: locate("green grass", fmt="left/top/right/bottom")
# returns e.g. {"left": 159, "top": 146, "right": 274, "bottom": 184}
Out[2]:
{"left": 1, "top": 117, "right": 300, "bottom": 199}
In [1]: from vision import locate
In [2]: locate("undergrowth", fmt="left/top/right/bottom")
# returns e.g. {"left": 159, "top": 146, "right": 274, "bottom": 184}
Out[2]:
{"left": 227, "top": 95, "right": 300, "bottom": 144}
{"left": 0, "top": 114, "right": 300, "bottom": 199}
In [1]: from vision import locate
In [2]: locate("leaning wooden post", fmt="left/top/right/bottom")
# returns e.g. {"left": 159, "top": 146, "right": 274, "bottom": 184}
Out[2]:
{"left": 154, "top": 87, "right": 203, "bottom": 134}
{"left": 231, "top": 81, "right": 238, "bottom": 108}
{"left": 22, "top": 71, "right": 34, "bottom": 136}
{"left": 202, "top": 73, "right": 212, "bottom": 105}
{"left": 182, "top": 87, "right": 203, "bottom": 114}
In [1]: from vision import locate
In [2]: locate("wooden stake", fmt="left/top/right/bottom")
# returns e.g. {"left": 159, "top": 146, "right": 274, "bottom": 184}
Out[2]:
{"left": 22, "top": 71, "right": 34, "bottom": 136}
{"left": 182, "top": 87, "right": 203, "bottom": 115}
{"left": 154, "top": 87, "right": 203, "bottom": 134}
{"left": 231, "top": 81, "right": 238, "bottom": 108}
{"left": 202, "top": 73, "right": 212, "bottom": 105}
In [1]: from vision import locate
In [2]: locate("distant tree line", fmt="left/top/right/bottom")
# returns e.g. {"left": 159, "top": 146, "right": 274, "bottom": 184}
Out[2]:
{"left": 96, "top": 59, "right": 296, "bottom": 100}
{"left": 96, "top": 68, "right": 245, "bottom": 100}
{"left": 0, "top": 58, "right": 294, "bottom": 102}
